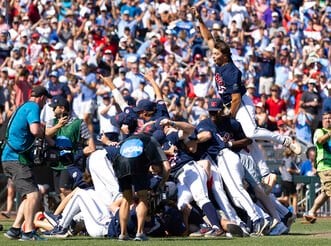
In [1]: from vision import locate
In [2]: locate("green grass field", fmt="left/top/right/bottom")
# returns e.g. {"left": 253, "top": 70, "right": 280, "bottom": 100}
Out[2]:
{"left": 1, "top": 218, "right": 331, "bottom": 245}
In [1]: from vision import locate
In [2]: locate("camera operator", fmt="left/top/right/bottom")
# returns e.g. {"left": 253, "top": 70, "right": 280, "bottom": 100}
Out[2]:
{"left": 45, "top": 96, "right": 95, "bottom": 200}
{"left": 2, "top": 86, "right": 51, "bottom": 241}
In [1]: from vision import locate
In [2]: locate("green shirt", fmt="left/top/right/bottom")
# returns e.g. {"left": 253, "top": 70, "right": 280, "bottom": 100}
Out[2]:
{"left": 51, "top": 117, "right": 83, "bottom": 170}
{"left": 313, "top": 128, "right": 331, "bottom": 172}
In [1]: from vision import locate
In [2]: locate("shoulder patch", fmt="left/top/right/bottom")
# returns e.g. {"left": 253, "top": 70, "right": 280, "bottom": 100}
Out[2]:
{"left": 120, "top": 139, "right": 144, "bottom": 158}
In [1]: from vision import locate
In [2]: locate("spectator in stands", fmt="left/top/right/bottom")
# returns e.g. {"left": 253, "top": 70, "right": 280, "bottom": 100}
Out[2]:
{"left": 294, "top": 107, "right": 313, "bottom": 143}
{"left": 299, "top": 78, "right": 321, "bottom": 131}
{"left": 265, "top": 85, "right": 287, "bottom": 131}
{"left": 300, "top": 146, "right": 316, "bottom": 177}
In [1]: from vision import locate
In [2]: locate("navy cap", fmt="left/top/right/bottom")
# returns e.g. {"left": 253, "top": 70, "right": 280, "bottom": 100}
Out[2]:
{"left": 152, "top": 129, "right": 166, "bottom": 144}
{"left": 208, "top": 98, "right": 224, "bottom": 111}
{"left": 133, "top": 99, "right": 155, "bottom": 112}
{"left": 123, "top": 95, "right": 136, "bottom": 106}
{"left": 49, "top": 95, "right": 70, "bottom": 110}
{"left": 111, "top": 108, "right": 138, "bottom": 134}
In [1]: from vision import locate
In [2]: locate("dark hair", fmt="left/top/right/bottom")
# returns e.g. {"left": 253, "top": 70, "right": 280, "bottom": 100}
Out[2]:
{"left": 214, "top": 39, "right": 232, "bottom": 61}
{"left": 306, "top": 146, "right": 316, "bottom": 159}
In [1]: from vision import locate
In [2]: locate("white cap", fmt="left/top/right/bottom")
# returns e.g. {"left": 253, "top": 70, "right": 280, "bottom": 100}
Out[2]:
{"left": 158, "top": 3, "right": 171, "bottom": 14}
{"left": 308, "top": 78, "right": 317, "bottom": 84}
{"left": 246, "top": 82, "right": 255, "bottom": 89}
{"left": 264, "top": 45, "right": 274, "bottom": 53}
{"left": 212, "top": 23, "right": 221, "bottom": 30}
{"left": 127, "top": 55, "right": 137, "bottom": 63}
{"left": 54, "top": 42, "right": 64, "bottom": 50}
{"left": 59, "top": 75, "right": 68, "bottom": 83}
{"left": 100, "top": 5, "right": 107, "bottom": 11}
{"left": 256, "top": 102, "right": 264, "bottom": 108}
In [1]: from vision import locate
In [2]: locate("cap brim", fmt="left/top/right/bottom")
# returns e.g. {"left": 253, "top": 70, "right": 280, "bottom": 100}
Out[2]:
{"left": 208, "top": 108, "right": 223, "bottom": 111}
{"left": 133, "top": 107, "right": 143, "bottom": 112}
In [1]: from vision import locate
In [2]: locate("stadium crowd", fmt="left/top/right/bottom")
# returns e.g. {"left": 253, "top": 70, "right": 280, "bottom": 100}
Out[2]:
{"left": 0, "top": 0, "right": 331, "bottom": 241}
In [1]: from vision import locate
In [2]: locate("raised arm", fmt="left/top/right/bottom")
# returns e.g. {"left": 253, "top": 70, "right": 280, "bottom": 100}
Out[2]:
{"left": 191, "top": 7, "right": 215, "bottom": 50}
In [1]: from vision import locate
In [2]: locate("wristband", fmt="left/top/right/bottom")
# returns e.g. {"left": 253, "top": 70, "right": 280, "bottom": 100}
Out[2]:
{"left": 227, "top": 141, "right": 233, "bottom": 148}
{"left": 170, "top": 121, "right": 176, "bottom": 127}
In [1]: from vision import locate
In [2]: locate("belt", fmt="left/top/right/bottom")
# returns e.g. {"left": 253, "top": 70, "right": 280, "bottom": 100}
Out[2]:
{"left": 173, "top": 161, "right": 195, "bottom": 179}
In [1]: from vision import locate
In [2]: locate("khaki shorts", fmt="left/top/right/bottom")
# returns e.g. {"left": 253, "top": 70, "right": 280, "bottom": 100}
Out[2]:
{"left": 318, "top": 170, "right": 331, "bottom": 197}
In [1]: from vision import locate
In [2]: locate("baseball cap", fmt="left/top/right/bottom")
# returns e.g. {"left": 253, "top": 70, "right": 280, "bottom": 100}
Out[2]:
{"left": 123, "top": 95, "right": 136, "bottom": 106}
{"left": 119, "top": 67, "right": 127, "bottom": 73}
{"left": 308, "top": 79, "right": 317, "bottom": 84}
{"left": 277, "top": 119, "right": 285, "bottom": 127}
{"left": 246, "top": 82, "right": 256, "bottom": 89}
{"left": 49, "top": 70, "right": 58, "bottom": 77}
{"left": 123, "top": 10, "right": 130, "bottom": 15}
{"left": 212, "top": 23, "right": 221, "bottom": 30}
{"left": 110, "top": 108, "right": 138, "bottom": 133}
{"left": 256, "top": 102, "right": 264, "bottom": 108}
{"left": 133, "top": 99, "right": 156, "bottom": 112}
{"left": 207, "top": 98, "right": 224, "bottom": 111}
{"left": 31, "top": 86, "right": 52, "bottom": 98}
{"left": 102, "top": 93, "right": 111, "bottom": 99}
{"left": 49, "top": 95, "right": 70, "bottom": 109}
{"left": 104, "top": 49, "right": 112, "bottom": 54}
{"left": 54, "top": 42, "right": 64, "bottom": 50}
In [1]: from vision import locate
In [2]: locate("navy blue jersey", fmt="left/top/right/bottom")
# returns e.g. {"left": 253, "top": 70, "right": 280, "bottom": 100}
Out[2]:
{"left": 195, "top": 118, "right": 227, "bottom": 161}
{"left": 162, "top": 131, "right": 194, "bottom": 177}
{"left": 215, "top": 117, "right": 246, "bottom": 153}
{"left": 105, "top": 145, "right": 120, "bottom": 162}
{"left": 151, "top": 100, "right": 170, "bottom": 121}
{"left": 214, "top": 63, "right": 246, "bottom": 105}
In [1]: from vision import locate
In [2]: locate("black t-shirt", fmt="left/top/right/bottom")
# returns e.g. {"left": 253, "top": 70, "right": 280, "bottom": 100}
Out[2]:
{"left": 106, "top": 133, "right": 167, "bottom": 178}
{"left": 301, "top": 91, "right": 320, "bottom": 115}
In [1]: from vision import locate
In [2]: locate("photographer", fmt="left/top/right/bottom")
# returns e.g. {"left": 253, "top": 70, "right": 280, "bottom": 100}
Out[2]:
{"left": 45, "top": 96, "right": 95, "bottom": 200}
{"left": 2, "top": 86, "right": 51, "bottom": 241}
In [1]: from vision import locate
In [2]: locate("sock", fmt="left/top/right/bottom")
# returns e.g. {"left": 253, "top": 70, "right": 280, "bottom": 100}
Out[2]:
{"left": 202, "top": 202, "right": 220, "bottom": 228}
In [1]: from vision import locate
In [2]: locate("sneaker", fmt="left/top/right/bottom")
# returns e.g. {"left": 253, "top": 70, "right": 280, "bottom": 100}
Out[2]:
{"left": 268, "top": 222, "right": 288, "bottom": 236}
{"left": 43, "top": 225, "right": 69, "bottom": 238}
{"left": 251, "top": 218, "right": 270, "bottom": 236}
{"left": 133, "top": 233, "right": 148, "bottom": 241}
{"left": 261, "top": 218, "right": 272, "bottom": 236}
{"left": 189, "top": 225, "right": 212, "bottom": 237}
{"left": 44, "top": 211, "right": 61, "bottom": 227}
{"left": 19, "top": 231, "right": 47, "bottom": 241}
{"left": 239, "top": 222, "right": 250, "bottom": 237}
{"left": 204, "top": 228, "right": 225, "bottom": 238}
{"left": 225, "top": 223, "right": 244, "bottom": 237}
{"left": 304, "top": 213, "right": 317, "bottom": 224}
{"left": 118, "top": 234, "right": 131, "bottom": 241}
{"left": 283, "top": 137, "right": 302, "bottom": 155}
{"left": 4, "top": 227, "right": 21, "bottom": 240}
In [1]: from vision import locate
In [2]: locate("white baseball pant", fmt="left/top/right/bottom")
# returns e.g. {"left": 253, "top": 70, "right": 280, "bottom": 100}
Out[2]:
{"left": 210, "top": 165, "right": 244, "bottom": 225}
{"left": 88, "top": 149, "right": 122, "bottom": 206}
{"left": 216, "top": 148, "right": 262, "bottom": 222}
{"left": 58, "top": 188, "right": 112, "bottom": 237}
{"left": 176, "top": 162, "right": 211, "bottom": 211}
{"left": 235, "top": 94, "right": 287, "bottom": 177}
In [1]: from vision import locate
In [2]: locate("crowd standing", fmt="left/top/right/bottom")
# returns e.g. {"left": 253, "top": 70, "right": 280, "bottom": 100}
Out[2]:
{"left": 0, "top": 0, "right": 331, "bottom": 241}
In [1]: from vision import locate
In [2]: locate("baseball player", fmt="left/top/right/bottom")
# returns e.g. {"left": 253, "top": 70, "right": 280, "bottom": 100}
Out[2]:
{"left": 191, "top": 102, "right": 271, "bottom": 236}
{"left": 191, "top": 7, "right": 301, "bottom": 173}
{"left": 43, "top": 188, "right": 121, "bottom": 238}
{"left": 207, "top": 98, "right": 289, "bottom": 235}
{"left": 155, "top": 117, "right": 244, "bottom": 237}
